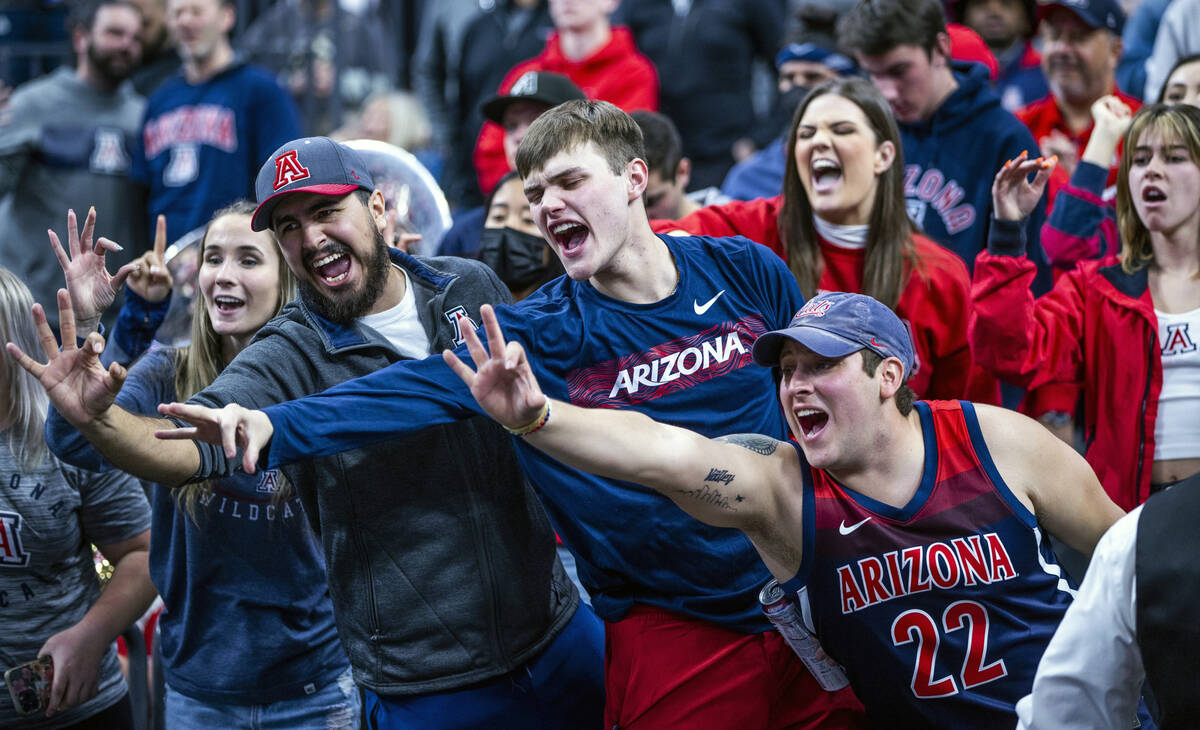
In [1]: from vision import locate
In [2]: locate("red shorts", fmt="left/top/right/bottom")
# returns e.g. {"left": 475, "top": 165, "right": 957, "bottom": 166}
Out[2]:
{"left": 604, "top": 605, "right": 865, "bottom": 729}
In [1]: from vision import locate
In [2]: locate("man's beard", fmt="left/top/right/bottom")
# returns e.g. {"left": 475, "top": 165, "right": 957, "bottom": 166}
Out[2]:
{"left": 87, "top": 42, "right": 137, "bottom": 87}
{"left": 299, "top": 225, "right": 392, "bottom": 324}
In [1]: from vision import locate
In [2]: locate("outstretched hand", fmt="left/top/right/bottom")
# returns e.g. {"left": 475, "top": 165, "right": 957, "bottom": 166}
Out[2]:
{"left": 991, "top": 151, "right": 1057, "bottom": 222}
{"left": 4, "top": 289, "right": 127, "bottom": 427}
{"left": 125, "top": 215, "right": 173, "bottom": 303}
{"left": 155, "top": 402, "right": 273, "bottom": 474}
{"left": 442, "top": 304, "right": 547, "bottom": 432}
{"left": 50, "top": 208, "right": 137, "bottom": 332}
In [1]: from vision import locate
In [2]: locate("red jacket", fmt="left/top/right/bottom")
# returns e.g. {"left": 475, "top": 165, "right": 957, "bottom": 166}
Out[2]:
{"left": 971, "top": 231, "right": 1159, "bottom": 511}
{"left": 473, "top": 27, "right": 658, "bottom": 195}
{"left": 1016, "top": 88, "right": 1142, "bottom": 205}
{"left": 662, "top": 196, "right": 1000, "bottom": 404}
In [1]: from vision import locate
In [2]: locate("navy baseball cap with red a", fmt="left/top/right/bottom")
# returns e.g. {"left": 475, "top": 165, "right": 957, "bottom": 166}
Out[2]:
{"left": 1036, "top": 0, "right": 1124, "bottom": 35}
{"left": 251, "top": 136, "right": 375, "bottom": 231}
{"left": 752, "top": 292, "right": 916, "bottom": 379}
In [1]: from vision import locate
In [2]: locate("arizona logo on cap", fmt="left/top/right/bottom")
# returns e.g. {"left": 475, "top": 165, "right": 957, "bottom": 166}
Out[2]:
{"left": 510, "top": 72, "right": 539, "bottom": 97}
{"left": 273, "top": 150, "right": 311, "bottom": 191}
{"left": 796, "top": 300, "right": 832, "bottom": 319}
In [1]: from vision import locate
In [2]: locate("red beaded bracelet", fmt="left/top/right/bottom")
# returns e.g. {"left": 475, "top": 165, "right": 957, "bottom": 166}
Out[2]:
{"left": 506, "top": 401, "right": 551, "bottom": 436}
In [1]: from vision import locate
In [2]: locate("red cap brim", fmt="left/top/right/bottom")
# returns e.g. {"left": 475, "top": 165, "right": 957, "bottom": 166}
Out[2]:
{"left": 250, "top": 183, "right": 363, "bottom": 231}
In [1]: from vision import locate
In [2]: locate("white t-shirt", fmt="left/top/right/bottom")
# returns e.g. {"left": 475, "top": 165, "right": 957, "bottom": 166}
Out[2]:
{"left": 1015, "top": 506, "right": 1144, "bottom": 730}
{"left": 358, "top": 267, "right": 431, "bottom": 361}
{"left": 1155, "top": 306, "right": 1200, "bottom": 460}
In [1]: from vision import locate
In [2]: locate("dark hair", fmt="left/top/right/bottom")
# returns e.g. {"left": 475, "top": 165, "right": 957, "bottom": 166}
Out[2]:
{"left": 790, "top": 3, "right": 840, "bottom": 41}
{"left": 631, "top": 110, "right": 684, "bottom": 181}
{"left": 780, "top": 77, "right": 917, "bottom": 309}
{"left": 860, "top": 349, "right": 916, "bottom": 415}
{"left": 1158, "top": 53, "right": 1200, "bottom": 104}
{"left": 68, "top": 0, "right": 140, "bottom": 35}
{"left": 947, "top": 0, "right": 1034, "bottom": 30}
{"left": 838, "top": 0, "right": 946, "bottom": 57}
{"left": 486, "top": 171, "right": 523, "bottom": 211}
{"left": 515, "top": 100, "right": 646, "bottom": 179}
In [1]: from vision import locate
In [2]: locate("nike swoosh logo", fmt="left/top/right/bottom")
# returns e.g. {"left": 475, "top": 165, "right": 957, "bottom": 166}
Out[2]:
{"left": 693, "top": 290, "right": 726, "bottom": 315}
{"left": 838, "top": 517, "right": 871, "bottom": 535}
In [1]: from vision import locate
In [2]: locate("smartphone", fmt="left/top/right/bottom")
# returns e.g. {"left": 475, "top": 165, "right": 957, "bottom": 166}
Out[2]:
{"left": 4, "top": 656, "right": 53, "bottom": 717}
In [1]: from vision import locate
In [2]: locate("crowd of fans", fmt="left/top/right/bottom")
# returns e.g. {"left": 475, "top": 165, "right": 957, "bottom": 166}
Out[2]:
{"left": 1, "top": 0, "right": 1200, "bottom": 727}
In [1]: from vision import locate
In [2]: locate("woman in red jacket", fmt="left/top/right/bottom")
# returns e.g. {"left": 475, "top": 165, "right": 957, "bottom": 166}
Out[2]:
{"left": 972, "top": 101, "right": 1200, "bottom": 510}
{"left": 664, "top": 77, "right": 997, "bottom": 402}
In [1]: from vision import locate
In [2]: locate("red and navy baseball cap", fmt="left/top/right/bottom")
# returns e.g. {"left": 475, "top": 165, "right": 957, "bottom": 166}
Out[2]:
{"left": 1036, "top": 0, "right": 1124, "bottom": 35}
{"left": 752, "top": 292, "right": 915, "bottom": 379}
{"left": 251, "top": 137, "right": 375, "bottom": 231}
{"left": 481, "top": 71, "right": 586, "bottom": 126}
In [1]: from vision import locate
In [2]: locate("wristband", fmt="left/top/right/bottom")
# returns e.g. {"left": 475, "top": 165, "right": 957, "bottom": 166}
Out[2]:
{"left": 506, "top": 401, "right": 551, "bottom": 436}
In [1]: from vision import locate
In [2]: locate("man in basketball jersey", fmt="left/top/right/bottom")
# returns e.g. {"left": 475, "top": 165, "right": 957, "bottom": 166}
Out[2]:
{"left": 439, "top": 290, "right": 1124, "bottom": 728}
{"left": 116, "top": 100, "right": 866, "bottom": 727}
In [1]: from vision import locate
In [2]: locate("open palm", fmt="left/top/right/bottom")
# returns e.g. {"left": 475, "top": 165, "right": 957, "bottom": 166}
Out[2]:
{"left": 51, "top": 208, "right": 137, "bottom": 332}
{"left": 4, "top": 289, "right": 126, "bottom": 427}
{"left": 992, "top": 151, "right": 1056, "bottom": 222}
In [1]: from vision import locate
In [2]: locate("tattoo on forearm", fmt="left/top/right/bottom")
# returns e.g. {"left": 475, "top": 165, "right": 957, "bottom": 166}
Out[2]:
{"left": 715, "top": 433, "right": 779, "bottom": 455}
{"left": 705, "top": 468, "right": 734, "bottom": 485}
{"left": 676, "top": 483, "right": 737, "bottom": 511}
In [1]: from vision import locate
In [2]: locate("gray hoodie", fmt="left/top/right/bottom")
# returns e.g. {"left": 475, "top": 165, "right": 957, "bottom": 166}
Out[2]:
{"left": 185, "top": 249, "right": 578, "bottom": 695}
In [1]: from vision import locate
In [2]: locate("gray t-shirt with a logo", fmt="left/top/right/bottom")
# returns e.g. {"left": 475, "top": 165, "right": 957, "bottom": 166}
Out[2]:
{"left": 0, "top": 439, "right": 150, "bottom": 727}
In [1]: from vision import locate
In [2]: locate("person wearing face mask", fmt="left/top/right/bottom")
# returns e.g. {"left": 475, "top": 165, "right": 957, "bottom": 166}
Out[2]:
{"left": 15, "top": 138, "right": 605, "bottom": 730}
{"left": 147, "top": 102, "right": 867, "bottom": 730}
{"left": 659, "top": 77, "right": 999, "bottom": 405}
{"left": 438, "top": 72, "right": 586, "bottom": 259}
{"left": 478, "top": 172, "right": 565, "bottom": 301}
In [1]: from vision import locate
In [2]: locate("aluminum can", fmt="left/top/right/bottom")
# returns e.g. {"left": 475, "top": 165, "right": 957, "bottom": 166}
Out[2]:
{"left": 760, "top": 579, "right": 850, "bottom": 691}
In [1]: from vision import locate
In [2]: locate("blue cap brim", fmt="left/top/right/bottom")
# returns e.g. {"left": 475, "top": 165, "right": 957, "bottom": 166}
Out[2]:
{"left": 752, "top": 326, "right": 863, "bottom": 367}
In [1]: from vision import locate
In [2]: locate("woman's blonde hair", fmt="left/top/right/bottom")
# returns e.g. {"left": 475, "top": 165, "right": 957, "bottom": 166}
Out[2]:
{"left": 1116, "top": 103, "right": 1200, "bottom": 274}
{"left": 174, "top": 201, "right": 296, "bottom": 519}
{"left": 0, "top": 269, "right": 50, "bottom": 470}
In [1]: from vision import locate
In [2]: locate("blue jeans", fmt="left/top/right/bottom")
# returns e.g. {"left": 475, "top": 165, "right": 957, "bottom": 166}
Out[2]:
{"left": 164, "top": 667, "right": 360, "bottom": 729}
{"left": 364, "top": 603, "right": 605, "bottom": 729}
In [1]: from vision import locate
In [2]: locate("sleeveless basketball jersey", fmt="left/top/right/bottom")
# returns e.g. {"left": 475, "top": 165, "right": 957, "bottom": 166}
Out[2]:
{"left": 780, "top": 400, "right": 1074, "bottom": 728}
